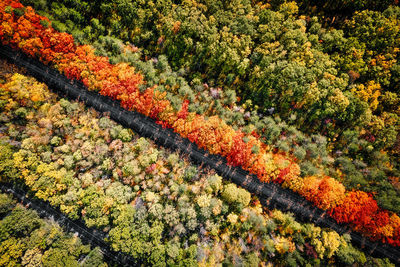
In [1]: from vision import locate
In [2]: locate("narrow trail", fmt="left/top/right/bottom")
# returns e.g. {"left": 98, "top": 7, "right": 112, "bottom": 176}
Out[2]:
{"left": 0, "top": 182, "right": 140, "bottom": 266}
{"left": 1, "top": 45, "right": 399, "bottom": 264}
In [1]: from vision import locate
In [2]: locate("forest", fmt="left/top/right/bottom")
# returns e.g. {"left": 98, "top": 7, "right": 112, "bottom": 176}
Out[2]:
{"left": 0, "top": 0, "right": 399, "bottom": 265}
{"left": 0, "top": 192, "right": 107, "bottom": 266}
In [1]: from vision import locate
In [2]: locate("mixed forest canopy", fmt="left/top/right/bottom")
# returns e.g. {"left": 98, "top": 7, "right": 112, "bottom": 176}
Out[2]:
{"left": 0, "top": 193, "right": 107, "bottom": 266}
{"left": 0, "top": 63, "right": 394, "bottom": 266}
{"left": 0, "top": 0, "right": 400, "bottom": 265}
{"left": 20, "top": 0, "right": 400, "bottom": 216}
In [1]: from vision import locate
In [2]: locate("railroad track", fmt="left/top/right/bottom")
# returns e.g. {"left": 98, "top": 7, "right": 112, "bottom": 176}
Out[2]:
{"left": 1, "top": 45, "right": 399, "bottom": 264}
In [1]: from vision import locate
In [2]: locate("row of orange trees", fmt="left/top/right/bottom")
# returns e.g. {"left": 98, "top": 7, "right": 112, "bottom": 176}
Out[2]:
{"left": 1, "top": 0, "right": 399, "bottom": 246}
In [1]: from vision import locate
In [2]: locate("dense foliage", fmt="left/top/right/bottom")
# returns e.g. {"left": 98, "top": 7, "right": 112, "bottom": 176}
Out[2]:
{"left": 20, "top": 0, "right": 400, "bottom": 216}
{"left": 20, "top": 0, "right": 399, "bottom": 133}
{"left": 1, "top": 0, "right": 400, "bottom": 247}
{"left": 0, "top": 193, "right": 107, "bottom": 266}
{"left": 0, "top": 69, "right": 394, "bottom": 266}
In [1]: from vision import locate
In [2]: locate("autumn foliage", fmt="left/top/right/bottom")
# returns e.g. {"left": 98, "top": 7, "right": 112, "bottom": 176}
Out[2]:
{"left": 330, "top": 191, "right": 400, "bottom": 246}
{"left": 302, "top": 176, "right": 346, "bottom": 210}
{"left": 1, "top": 0, "right": 399, "bottom": 246}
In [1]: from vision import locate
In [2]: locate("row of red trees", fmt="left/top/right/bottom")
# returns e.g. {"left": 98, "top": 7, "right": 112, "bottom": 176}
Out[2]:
{"left": 1, "top": 0, "right": 399, "bottom": 246}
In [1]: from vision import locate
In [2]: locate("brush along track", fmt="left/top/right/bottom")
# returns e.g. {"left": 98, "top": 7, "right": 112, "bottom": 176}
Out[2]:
{"left": 1, "top": 45, "right": 399, "bottom": 264}
{"left": 0, "top": 182, "right": 140, "bottom": 266}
